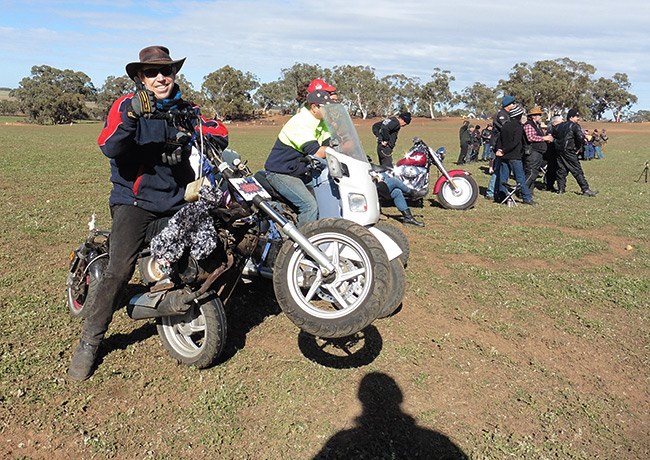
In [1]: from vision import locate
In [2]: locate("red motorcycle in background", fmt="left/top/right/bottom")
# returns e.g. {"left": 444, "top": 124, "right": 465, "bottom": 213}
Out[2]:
{"left": 390, "top": 138, "right": 479, "bottom": 210}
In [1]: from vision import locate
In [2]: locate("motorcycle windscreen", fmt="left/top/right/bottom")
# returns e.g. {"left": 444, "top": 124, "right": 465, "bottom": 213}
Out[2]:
{"left": 320, "top": 104, "right": 368, "bottom": 163}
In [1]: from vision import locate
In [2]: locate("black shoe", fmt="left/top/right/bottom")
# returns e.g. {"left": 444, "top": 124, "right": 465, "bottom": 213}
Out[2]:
{"left": 583, "top": 189, "right": 598, "bottom": 197}
{"left": 523, "top": 200, "right": 539, "bottom": 206}
{"left": 401, "top": 209, "right": 425, "bottom": 227}
{"left": 68, "top": 340, "right": 99, "bottom": 381}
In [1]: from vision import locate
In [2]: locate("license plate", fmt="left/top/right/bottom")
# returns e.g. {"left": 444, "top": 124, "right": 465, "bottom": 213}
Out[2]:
{"left": 228, "top": 177, "right": 272, "bottom": 201}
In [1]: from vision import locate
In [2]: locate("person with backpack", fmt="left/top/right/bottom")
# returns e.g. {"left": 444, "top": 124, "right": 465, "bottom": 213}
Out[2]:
{"left": 372, "top": 112, "right": 411, "bottom": 167}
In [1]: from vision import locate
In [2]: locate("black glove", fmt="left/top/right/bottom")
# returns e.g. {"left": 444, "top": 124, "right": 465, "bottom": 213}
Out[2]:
{"left": 128, "top": 89, "right": 156, "bottom": 118}
{"left": 162, "top": 132, "right": 190, "bottom": 165}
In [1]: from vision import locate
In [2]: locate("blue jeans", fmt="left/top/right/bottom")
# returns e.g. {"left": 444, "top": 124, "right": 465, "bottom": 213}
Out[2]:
{"left": 383, "top": 176, "right": 410, "bottom": 212}
{"left": 266, "top": 172, "right": 318, "bottom": 227}
{"left": 482, "top": 143, "right": 493, "bottom": 161}
{"left": 595, "top": 146, "right": 603, "bottom": 159}
{"left": 497, "top": 158, "right": 532, "bottom": 202}
{"left": 486, "top": 173, "right": 496, "bottom": 198}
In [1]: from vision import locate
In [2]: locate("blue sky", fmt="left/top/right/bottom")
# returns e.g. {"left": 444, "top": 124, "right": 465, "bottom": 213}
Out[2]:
{"left": 2, "top": 0, "right": 649, "bottom": 117}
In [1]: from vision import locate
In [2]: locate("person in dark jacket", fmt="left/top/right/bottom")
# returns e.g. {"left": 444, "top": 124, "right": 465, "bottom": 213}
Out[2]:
{"left": 373, "top": 112, "right": 411, "bottom": 167}
{"left": 522, "top": 107, "right": 553, "bottom": 196}
{"left": 456, "top": 120, "right": 472, "bottom": 164}
{"left": 494, "top": 104, "right": 537, "bottom": 205}
{"left": 485, "top": 96, "right": 516, "bottom": 199}
{"left": 68, "top": 46, "right": 228, "bottom": 381}
{"left": 553, "top": 109, "right": 598, "bottom": 196}
{"left": 481, "top": 124, "right": 493, "bottom": 160}
{"left": 544, "top": 115, "right": 563, "bottom": 192}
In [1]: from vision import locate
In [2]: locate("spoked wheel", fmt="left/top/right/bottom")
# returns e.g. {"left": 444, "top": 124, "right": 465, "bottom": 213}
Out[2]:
{"left": 274, "top": 218, "right": 390, "bottom": 338}
{"left": 156, "top": 293, "right": 227, "bottom": 368}
{"left": 437, "top": 175, "right": 479, "bottom": 209}
{"left": 66, "top": 257, "right": 107, "bottom": 319}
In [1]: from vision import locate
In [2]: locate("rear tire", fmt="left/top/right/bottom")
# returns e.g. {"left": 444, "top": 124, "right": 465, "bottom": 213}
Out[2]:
{"left": 437, "top": 175, "right": 479, "bottom": 210}
{"left": 373, "top": 221, "right": 410, "bottom": 267}
{"left": 156, "top": 293, "right": 227, "bottom": 368}
{"left": 273, "top": 218, "right": 390, "bottom": 338}
{"left": 378, "top": 258, "right": 406, "bottom": 318}
{"left": 66, "top": 258, "right": 107, "bottom": 319}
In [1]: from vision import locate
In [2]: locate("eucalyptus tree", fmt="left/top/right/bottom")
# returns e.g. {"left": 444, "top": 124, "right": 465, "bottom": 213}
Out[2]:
{"left": 591, "top": 73, "right": 637, "bottom": 121}
{"left": 95, "top": 75, "right": 134, "bottom": 117}
{"left": 331, "top": 65, "right": 381, "bottom": 119}
{"left": 382, "top": 74, "right": 421, "bottom": 114}
{"left": 202, "top": 65, "right": 259, "bottom": 119}
{"left": 418, "top": 68, "right": 456, "bottom": 118}
{"left": 11, "top": 65, "right": 96, "bottom": 124}
{"left": 460, "top": 82, "right": 498, "bottom": 118}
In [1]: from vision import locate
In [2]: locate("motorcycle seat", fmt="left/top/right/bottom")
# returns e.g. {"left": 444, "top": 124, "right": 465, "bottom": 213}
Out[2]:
{"left": 370, "top": 164, "right": 392, "bottom": 173}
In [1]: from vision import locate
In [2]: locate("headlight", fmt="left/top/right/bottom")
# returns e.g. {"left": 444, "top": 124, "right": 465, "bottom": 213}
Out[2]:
{"left": 348, "top": 193, "right": 368, "bottom": 212}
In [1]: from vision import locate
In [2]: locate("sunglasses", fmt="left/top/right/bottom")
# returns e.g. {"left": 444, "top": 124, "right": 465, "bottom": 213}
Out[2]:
{"left": 142, "top": 65, "right": 174, "bottom": 78}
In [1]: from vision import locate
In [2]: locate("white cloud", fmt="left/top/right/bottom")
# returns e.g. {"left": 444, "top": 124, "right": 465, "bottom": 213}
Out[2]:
{"left": 1, "top": 0, "right": 648, "bottom": 109}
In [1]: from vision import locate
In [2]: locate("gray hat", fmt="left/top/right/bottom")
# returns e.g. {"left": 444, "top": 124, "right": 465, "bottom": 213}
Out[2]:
{"left": 509, "top": 104, "right": 525, "bottom": 118}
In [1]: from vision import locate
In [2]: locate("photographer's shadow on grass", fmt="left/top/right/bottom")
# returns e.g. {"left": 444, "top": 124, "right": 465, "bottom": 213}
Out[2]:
{"left": 313, "top": 372, "right": 468, "bottom": 460}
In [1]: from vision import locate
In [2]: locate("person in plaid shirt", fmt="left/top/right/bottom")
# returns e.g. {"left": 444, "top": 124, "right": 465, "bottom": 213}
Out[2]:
{"left": 522, "top": 107, "right": 553, "bottom": 196}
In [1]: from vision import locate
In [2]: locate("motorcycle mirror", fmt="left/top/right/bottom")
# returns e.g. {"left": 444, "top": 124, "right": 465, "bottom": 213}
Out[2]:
{"left": 326, "top": 155, "right": 344, "bottom": 179}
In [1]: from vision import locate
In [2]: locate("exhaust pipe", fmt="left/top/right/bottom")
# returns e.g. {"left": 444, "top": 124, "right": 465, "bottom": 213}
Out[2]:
{"left": 127, "top": 288, "right": 198, "bottom": 320}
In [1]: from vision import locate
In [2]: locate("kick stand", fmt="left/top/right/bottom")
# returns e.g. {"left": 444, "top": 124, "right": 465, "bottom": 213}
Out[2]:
{"left": 635, "top": 161, "right": 649, "bottom": 183}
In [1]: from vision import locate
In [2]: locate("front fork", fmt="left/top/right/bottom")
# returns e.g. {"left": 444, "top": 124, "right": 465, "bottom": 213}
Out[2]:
{"left": 253, "top": 196, "right": 336, "bottom": 276}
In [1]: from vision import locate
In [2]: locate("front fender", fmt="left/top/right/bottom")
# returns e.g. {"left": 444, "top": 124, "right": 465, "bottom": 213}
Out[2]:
{"left": 432, "top": 170, "right": 472, "bottom": 194}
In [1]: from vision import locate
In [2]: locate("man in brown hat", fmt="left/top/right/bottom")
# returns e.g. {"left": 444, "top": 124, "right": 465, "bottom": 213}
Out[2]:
{"left": 522, "top": 107, "right": 553, "bottom": 196}
{"left": 68, "top": 46, "right": 229, "bottom": 381}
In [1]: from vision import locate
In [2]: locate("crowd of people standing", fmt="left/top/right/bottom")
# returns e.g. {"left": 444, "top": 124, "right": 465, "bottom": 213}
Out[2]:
{"left": 458, "top": 96, "right": 604, "bottom": 205}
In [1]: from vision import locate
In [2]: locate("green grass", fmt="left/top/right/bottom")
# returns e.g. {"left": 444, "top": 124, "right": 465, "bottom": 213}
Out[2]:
{"left": 0, "top": 117, "right": 649, "bottom": 459}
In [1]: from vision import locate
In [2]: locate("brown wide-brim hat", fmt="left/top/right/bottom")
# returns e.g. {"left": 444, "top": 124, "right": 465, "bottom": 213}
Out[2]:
{"left": 126, "top": 46, "right": 186, "bottom": 79}
{"left": 527, "top": 107, "right": 543, "bottom": 116}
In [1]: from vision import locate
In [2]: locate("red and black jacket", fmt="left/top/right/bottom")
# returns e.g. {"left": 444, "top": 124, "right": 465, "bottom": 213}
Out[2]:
{"left": 98, "top": 91, "right": 228, "bottom": 214}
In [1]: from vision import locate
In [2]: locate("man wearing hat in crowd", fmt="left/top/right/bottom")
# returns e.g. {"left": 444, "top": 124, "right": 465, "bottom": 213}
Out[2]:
{"left": 372, "top": 112, "right": 412, "bottom": 167}
{"left": 553, "top": 109, "right": 598, "bottom": 196}
{"left": 522, "top": 107, "right": 554, "bottom": 196}
{"left": 264, "top": 89, "right": 333, "bottom": 227}
{"left": 485, "top": 95, "right": 516, "bottom": 200}
{"left": 68, "top": 46, "right": 229, "bottom": 381}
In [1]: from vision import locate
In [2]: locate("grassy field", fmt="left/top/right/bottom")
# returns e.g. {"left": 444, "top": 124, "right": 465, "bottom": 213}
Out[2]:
{"left": 0, "top": 115, "right": 649, "bottom": 459}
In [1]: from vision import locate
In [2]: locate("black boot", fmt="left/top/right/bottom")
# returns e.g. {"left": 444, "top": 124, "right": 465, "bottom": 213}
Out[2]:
{"left": 401, "top": 209, "right": 425, "bottom": 227}
{"left": 68, "top": 340, "right": 99, "bottom": 381}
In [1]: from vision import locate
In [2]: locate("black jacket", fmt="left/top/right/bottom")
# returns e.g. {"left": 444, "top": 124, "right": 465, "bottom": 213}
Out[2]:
{"left": 490, "top": 108, "right": 510, "bottom": 148}
{"left": 553, "top": 120, "right": 584, "bottom": 154}
{"left": 498, "top": 119, "right": 524, "bottom": 160}
{"left": 373, "top": 117, "right": 402, "bottom": 148}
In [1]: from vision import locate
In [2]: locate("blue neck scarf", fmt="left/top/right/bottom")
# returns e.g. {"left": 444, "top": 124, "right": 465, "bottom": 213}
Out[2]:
{"left": 156, "top": 84, "right": 182, "bottom": 111}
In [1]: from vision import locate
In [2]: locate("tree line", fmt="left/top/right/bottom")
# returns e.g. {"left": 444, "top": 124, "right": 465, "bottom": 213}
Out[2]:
{"left": 2, "top": 57, "right": 643, "bottom": 125}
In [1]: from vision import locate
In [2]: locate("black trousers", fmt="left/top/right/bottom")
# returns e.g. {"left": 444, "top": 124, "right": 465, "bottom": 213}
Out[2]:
{"left": 556, "top": 150, "right": 590, "bottom": 193}
{"left": 456, "top": 142, "right": 470, "bottom": 164}
{"left": 524, "top": 149, "right": 544, "bottom": 194}
{"left": 543, "top": 149, "right": 558, "bottom": 190}
{"left": 377, "top": 143, "right": 394, "bottom": 167}
{"left": 81, "top": 204, "right": 170, "bottom": 345}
